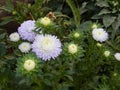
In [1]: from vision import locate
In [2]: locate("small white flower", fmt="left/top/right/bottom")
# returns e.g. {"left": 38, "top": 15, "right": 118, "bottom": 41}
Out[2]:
{"left": 114, "top": 53, "right": 120, "bottom": 61}
{"left": 24, "top": 59, "right": 35, "bottom": 71}
{"left": 9, "top": 32, "right": 20, "bottom": 42}
{"left": 19, "top": 42, "right": 31, "bottom": 53}
{"left": 92, "top": 28, "right": 108, "bottom": 42}
{"left": 104, "top": 50, "right": 110, "bottom": 57}
{"left": 74, "top": 32, "right": 80, "bottom": 38}
{"left": 68, "top": 44, "right": 77, "bottom": 54}
{"left": 40, "top": 17, "right": 51, "bottom": 26}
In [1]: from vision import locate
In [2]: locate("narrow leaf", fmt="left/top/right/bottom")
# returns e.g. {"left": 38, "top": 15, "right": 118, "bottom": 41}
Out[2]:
{"left": 66, "top": 0, "right": 80, "bottom": 28}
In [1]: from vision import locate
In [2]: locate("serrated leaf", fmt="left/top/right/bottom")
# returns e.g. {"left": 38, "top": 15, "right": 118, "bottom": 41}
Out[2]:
{"left": 103, "top": 15, "right": 116, "bottom": 28}
{"left": 79, "top": 21, "right": 92, "bottom": 31}
{"left": 111, "top": 14, "right": 120, "bottom": 30}
{"left": 98, "top": 9, "right": 111, "bottom": 15}
{"left": 112, "top": 21, "right": 120, "bottom": 30}
{"left": 91, "top": 14, "right": 103, "bottom": 19}
{"left": 96, "top": 1, "right": 109, "bottom": 7}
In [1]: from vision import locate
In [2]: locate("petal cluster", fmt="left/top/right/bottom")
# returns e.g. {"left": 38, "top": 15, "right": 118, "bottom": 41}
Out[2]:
{"left": 19, "top": 42, "right": 31, "bottom": 53}
{"left": 32, "top": 34, "right": 62, "bottom": 61}
{"left": 18, "top": 20, "right": 36, "bottom": 41}
{"left": 114, "top": 53, "right": 120, "bottom": 61}
{"left": 9, "top": 32, "right": 20, "bottom": 42}
{"left": 92, "top": 28, "right": 108, "bottom": 42}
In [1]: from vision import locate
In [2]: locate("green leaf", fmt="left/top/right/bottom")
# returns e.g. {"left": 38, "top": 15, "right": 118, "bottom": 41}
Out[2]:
{"left": 0, "top": 17, "right": 14, "bottom": 26}
{"left": 0, "top": 33, "right": 6, "bottom": 40}
{"left": 96, "top": 1, "right": 109, "bottom": 7}
{"left": 79, "top": 21, "right": 92, "bottom": 31}
{"left": 4, "top": 55, "right": 15, "bottom": 60}
{"left": 112, "top": 14, "right": 120, "bottom": 30}
{"left": 103, "top": 15, "right": 116, "bottom": 28}
{"left": 66, "top": 0, "right": 80, "bottom": 28}
{"left": 98, "top": 9, "right": 111, "bottom": 15}
{"left": 5, "top": 0, "right": 14, "bottom": 12}
{"left": 56, "top": 84, "right": 69, "bottom": 90}
{"left": 0, "top": 43, "right": 6, "bottom": 56}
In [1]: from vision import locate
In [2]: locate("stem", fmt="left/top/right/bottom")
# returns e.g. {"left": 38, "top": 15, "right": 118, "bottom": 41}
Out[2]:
{"left": 29, "top": 12, "right": 35, "bottom": 20}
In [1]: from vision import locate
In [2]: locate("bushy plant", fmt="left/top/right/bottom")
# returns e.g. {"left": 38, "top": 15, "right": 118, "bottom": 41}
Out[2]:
{"left": 0, "top": 0, "right": 120, "bottom": 90}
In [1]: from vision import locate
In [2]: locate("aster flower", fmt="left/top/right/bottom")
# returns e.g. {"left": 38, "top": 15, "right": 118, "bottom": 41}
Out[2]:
{"left": 19, "top": 42, "right": 31, "bottom": 53}
{"left": 114, "top": 53, "right": 120, "bottom": 61}
{"left": 32, "top": 34, "right": 62, "bottom": 61}
{"left": 92, "top": 28, "right": 108, "bottom": 42}
{"left": 63, "top": 43, "right": 84, "bottom": 60}
{"left": 16, "top": 54, "right": 43, "bottom": 77}
{"left": 18, "top": 20, "right": 36, "bottom": 41}
{"left": 9, "top": 32, "right": 20, "bottom": 42}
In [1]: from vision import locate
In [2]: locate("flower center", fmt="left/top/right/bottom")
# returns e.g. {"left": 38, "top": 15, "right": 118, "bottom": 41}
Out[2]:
{"left": 14, "top": 35, "right": 17, "bottom": 38}
{"left": 41, "top": 37, "right": 54, "bottom": 52}
{"left": 98, "top": 32, "right": 102, "bottom": 35}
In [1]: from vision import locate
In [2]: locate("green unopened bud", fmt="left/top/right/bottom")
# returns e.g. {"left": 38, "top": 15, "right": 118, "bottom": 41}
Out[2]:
{"left": 96, "top": 43, "right": 102, "bottom": 47}
{"left": 113, "top": 73, "right": 117, "bottom": 76}
{"left": 28, "top": 4, "right": 31, "bottom": 8}
{"left": 92, "top": 23, "right": 98, "bottom": 29}
{"left": 12, "top": 11, "right": 17, "bottom": 15}
{"left": 104, "top": 50, "right": 110, "bottom": 57}
{"left": 74, "top": 32, "right": 80, "bottom": 38}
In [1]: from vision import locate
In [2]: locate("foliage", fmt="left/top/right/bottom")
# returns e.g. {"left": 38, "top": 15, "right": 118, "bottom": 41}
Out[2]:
{"left": 0, "top": 0, "right": 120, "bottom": 90}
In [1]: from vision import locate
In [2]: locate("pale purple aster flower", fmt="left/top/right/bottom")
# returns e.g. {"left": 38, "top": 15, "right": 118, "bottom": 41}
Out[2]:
{"left": 32, "top": 34, "right": 62, "bottom": 61}
{"left": 18, "top": 20, "right": 36, "bottom": 42}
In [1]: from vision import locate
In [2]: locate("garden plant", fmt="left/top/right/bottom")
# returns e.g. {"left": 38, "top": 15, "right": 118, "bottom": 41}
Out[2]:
{"left": 0, "top": 0, "right": 120, "bottom": 90}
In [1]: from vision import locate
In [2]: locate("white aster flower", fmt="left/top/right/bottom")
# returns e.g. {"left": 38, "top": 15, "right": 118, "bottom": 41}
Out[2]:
{"left": 92, "top": 28, "right": 108, "bottom": 42}
{"left": 9, "top": 32, "right": 20, "bottom": 42}
{"left": 40, "top": 17, "right": 51, "bottom": 26}
{"left": 24, "top": 59, "right": 35, "bottom": 71}
{"left": 68, "top": 44, "right": 78, "bottom": 54}
{"left": 19, "top": 42, "right": 31, "bottom": 53}
{"left": 104, "top": 50, "right": 110, "bottom": 57}
{"left": 32, "top": 34, "right": 62, "bottom": 61}
{"left": 114, "top": 53, "right": 120, "bottom": 61}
